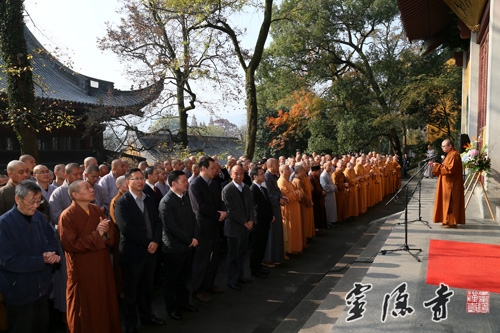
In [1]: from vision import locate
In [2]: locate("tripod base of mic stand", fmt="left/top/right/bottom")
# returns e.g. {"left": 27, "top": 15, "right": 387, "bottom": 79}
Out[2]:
{"left": 407, "top": 218, "right": 432, "bottom": 229}
{"left": 380, "top": 244, "right": 422, "bottom": 262}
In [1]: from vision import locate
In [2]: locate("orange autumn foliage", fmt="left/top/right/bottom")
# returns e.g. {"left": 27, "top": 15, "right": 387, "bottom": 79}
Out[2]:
{"left": 265, "top": 90, "right": 322, "bottom": 150}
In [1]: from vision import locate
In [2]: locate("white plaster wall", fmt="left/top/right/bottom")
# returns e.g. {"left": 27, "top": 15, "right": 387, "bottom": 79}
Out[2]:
{"left": 485, "top": 0, "right": 500, "bottom": 209}
{"left": 466, "top": 32, "right": 480, "bottom": 135}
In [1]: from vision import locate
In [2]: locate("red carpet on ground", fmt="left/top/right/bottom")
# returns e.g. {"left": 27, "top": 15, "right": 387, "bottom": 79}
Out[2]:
{"left": 426, "top": 239, "right": 500, "bottom": 293}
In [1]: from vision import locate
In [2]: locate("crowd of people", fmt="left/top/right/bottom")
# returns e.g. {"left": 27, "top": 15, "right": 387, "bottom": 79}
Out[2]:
{"left": 0, "top": 150, "right": 403, "bottom": 332}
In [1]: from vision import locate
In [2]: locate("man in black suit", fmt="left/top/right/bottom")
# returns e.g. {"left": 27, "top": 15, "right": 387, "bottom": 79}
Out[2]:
{"left": 114, "top": 168, "right": 165, "bottom": 333}
{"left": 188, "top": 156, "right": 227, "bottom": 303}
{"left": 249, "top": 166, "right": 275, "bottom": 278}
{"left": 159, "top": 170, "right": 199, "bottom": 321}
{"left": 221, "top": 165, "right": 255, "bottom": 290}
{"left": 143, "top": 166, "right": 163, "bottom": 206}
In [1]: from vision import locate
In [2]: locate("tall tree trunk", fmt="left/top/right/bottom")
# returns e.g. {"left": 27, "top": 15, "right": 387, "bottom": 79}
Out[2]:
{"left": 388, "top": 128, "right": 402, "bottom": 157}
{"left": 176, "top": 71, "right": 188, "bottom": 148}
{"left": 244, "top": 69, "right": 258, "bottom": 159}
{"left": 0, "top": 0, "right": 39, "bottom": 160}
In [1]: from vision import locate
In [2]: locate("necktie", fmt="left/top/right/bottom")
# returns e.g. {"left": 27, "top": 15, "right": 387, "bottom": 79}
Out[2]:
{"left": 142, "top": 204, "right": 153, "bottom": 239}
{"left": 135, "top": 196, "right": 144, "bottom": 212}
{"left": 154, "top": 186, "right": 162, "bottom": 199}
{"left": 261, "top": 186, "right": 268, "bottom": 198}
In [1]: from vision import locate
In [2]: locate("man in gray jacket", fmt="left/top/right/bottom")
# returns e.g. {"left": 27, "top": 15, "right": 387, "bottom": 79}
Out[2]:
{"left": 221, "top": 165, "right": 255, "bottom": 291}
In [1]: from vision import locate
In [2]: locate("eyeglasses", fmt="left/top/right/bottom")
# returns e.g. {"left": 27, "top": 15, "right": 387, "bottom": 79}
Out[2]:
{"left": 23, "top": 198, "right": 44, "bottom": 206}
{"left": 129, "top": 177, "right": 145, "bottom": 181}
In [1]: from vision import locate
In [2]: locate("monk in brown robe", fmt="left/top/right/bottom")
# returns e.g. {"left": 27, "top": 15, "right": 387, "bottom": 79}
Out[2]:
{"left": 309, "top": 164, "right": 327, "bottom": 230}
{"left": 431, "top": 139, "right": 465, "bottom": 227}
{"left": 278, "top": 164, "right": 303, "bottom": 254}
{"left": 59, "top": 180, "right": 121, "bottom": 333}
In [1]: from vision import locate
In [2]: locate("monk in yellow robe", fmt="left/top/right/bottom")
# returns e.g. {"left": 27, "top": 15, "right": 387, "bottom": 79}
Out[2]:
{"left": 59, "top": 180, "right": 121, "bottom": 333}
{"left": 364, "top": 160, "right": 374, "bottom": 208}
{"left": 292, "top": 164, "right": 315, "bottom": 245}
{"left": 371, "top": 158, "right": 382, "bottom": 204}
{"left": 377, "top": 158, "right": 385, "bottom": 201}
{"left": 278, "top": 165, "right": 303, "bottom": 253}
{"left": 333, "top": 161, "right": 349, "bottom": 223}
{"left": 354, "top": 157, "right": 367, "bottom": 214}
{"left": 392, "top": 156, "right": 402, "bottom": 190}
{"left": 344, "top": 162, "right": 359, "bottom": 217}
{"left": 431, "top": 139, "right": 466, "bottom": 227}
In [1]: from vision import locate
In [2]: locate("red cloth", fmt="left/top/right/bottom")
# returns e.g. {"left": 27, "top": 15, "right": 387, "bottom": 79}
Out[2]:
{"left": 426, "top": 239, "right": 500, "bottom": 293}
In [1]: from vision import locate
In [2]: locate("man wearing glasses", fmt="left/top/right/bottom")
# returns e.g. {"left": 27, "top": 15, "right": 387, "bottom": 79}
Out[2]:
{"left": 33, "top": 165, "right": 57, "bottom": 220}
{"left": 114, "top": 168, "right": 164, "bottom": 333}
{"left": 0, "top": 180, "right": 60, "bottom": 333}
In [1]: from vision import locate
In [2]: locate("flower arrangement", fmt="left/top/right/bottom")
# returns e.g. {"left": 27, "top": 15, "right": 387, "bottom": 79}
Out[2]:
{"left": 461, "top": 136, "right": 491, "bottom": 173}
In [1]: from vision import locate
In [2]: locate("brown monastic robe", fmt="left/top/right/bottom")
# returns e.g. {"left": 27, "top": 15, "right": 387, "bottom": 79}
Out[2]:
{"left": 59, "top": 202, "right": 121, "bottom": 333}
{"left": 432, "top": 148, "right": 466, "bottom": 226}
{"left": 309, "top": 173, "right": 327, "bottom": 229}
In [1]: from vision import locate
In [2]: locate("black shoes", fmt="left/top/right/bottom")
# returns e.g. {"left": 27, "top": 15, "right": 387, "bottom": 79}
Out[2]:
{"left": 237, "top": 278, "right": 253, "bottom": 284}
{"left": 195, "top": 292, "right": 212, "bottom": 303}
{"left": 207, "top": 285, "right": 225, "bottom": 294}
{"left": 252, "top": 271, "right": 268, "bottom": 278}
{"left": 185, "top": 304, "right": 199, "bottom": 312}
{"left": 227, "top": 283, "right": 242, "bottom": 291}
{"left": 125, "top": 329, "right": 138, "bottom": 333}
{"left": 141, "top": 316, "right": 166, "bottom": 326}
{"left": 168, "top": 311, "right": 182, "bottom": 321}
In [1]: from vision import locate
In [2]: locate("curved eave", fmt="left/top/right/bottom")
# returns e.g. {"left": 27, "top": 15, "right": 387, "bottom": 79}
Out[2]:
{"left": 397, "top": 0, "right": 452, "bottom": 43}
{"left": 36, "top": 79, "right": 164, "bottom": 118}
{"left": 0, "top": 26, "right": 164, "bottom": 117}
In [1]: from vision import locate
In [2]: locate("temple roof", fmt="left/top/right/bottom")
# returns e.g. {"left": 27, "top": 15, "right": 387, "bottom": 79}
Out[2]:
{"left": 397, "top": 0, "right": 452, "bottom": 43}
{"left": 397, "top": 0, "right": 485, "bottom": 54}
{"left": 0, "top": 26, "right": 163, "bottom": 117}
{"left": 130, "top": 130, "right": 244, "bottom": 161}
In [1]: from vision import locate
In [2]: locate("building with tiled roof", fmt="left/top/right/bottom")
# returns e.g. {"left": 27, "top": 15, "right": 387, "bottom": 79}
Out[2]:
{"left": 0, "top": 27, "right": 163, "bottom": 170}
{"left": 125, "top": 129, "right": 244, "bottom": 164}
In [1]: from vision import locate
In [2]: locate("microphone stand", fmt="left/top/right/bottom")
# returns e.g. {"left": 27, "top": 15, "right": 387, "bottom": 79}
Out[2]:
{"left": 380, "top": 160, "right": 430, "bottom": 262}
{"left": 407, "top": 157, "right": 435, "bottom": 228}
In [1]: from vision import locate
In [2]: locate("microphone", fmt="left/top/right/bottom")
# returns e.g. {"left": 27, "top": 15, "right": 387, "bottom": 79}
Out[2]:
{"left": 421, "top": 155, "right": 436, "bottom": 162}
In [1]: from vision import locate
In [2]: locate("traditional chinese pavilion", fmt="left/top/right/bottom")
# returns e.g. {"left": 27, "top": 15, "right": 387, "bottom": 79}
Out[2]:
{"left": 0, "top": 27, "right": 163, "bottom": 170}
{"left": 397, "top": 0, "right": 500, "bottom": 218}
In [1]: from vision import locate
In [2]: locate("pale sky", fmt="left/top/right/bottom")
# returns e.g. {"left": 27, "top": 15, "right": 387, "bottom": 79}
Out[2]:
{"left": 23, "top": 0, "right": 264, "bottom": 126}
